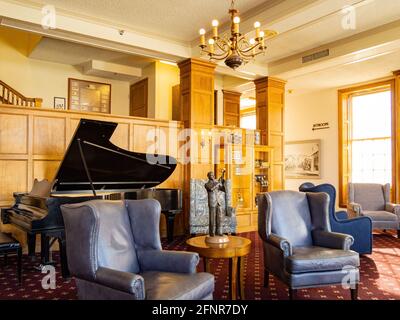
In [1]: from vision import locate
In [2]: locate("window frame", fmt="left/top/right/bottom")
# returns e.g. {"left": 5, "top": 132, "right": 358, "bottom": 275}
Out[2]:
{"left": 338, "top": 80, "right": 396, "bottom": 207}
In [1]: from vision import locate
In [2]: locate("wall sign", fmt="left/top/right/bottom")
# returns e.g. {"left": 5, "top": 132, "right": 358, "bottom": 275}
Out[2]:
{"left": 312, "top": 122, "right": 330, "bottom": 131}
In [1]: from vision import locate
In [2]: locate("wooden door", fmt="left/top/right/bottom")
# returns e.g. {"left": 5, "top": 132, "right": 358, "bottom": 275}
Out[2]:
{"left": 130, "top": 78, "right": 148, "bottom": 117}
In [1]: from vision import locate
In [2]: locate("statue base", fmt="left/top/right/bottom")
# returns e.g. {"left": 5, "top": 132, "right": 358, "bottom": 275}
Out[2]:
{"left": 205, "top": 235, "right": 230, "bottom": 244}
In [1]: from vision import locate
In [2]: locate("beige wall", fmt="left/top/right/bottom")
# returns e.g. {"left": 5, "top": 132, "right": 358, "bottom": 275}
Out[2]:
{"left": 0, "top": 27, "right": 130, "bottom": 116}
{"left": 285, "top": 89, "right": 339, "bottom": 204}
{"left": 155, "top": 62, "right": 180, "bottom": 120}
{"left": 137, "top": 61, "right": 180, "bottom": 120}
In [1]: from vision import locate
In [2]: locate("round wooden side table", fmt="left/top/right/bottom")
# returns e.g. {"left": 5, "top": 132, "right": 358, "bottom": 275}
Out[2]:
{"left": 186, "top": 235, "right": 251, "bottom": 300}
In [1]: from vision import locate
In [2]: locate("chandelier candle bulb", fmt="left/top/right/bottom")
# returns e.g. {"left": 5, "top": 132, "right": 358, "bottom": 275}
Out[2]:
{"left": 199, "top": 28, "right": 206, "bottom": 46}
{"left": 259, "top": 31, "right": 265, "bottom": 47}
{"left": 254, "top": 21, "right": 261, "bottom": 38}
{"left": 233, "top": 16, "right": 240, "bottom": 34}
{"left": 208, "top": 38, "right": 215, "bottom": 54}
{"left": 212, "top": 20, "right": 219, "bottom": 38}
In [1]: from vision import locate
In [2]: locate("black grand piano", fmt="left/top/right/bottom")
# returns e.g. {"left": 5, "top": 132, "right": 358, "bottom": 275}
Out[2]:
{"left": 1, "top": 118, "right": 182, "bottom": 278}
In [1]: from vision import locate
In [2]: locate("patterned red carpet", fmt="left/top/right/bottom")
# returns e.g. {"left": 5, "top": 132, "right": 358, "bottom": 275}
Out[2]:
{"left": 0, "top": 231, "right": 399, "bottom": 300}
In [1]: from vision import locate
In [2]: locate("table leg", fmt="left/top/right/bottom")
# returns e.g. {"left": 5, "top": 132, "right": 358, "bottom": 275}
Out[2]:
{"left": 203, "top": 257, "right": 210, "bottom": 273}
{"left": 229, "top": 256, "right": 238, "bottom": 300}
{"left": 238, "top": 256, "right": 245, "bottom": 300}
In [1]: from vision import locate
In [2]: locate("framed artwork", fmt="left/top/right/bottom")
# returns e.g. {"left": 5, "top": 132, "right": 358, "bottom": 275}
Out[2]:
{"left": 54, "top": 97, "right": 66, "bottom": 110}
{"left": 285, "top": 139, "right": 321, "bottom": 178}
{"left": 68, "top": 78, "right": 111, "bottom": 113}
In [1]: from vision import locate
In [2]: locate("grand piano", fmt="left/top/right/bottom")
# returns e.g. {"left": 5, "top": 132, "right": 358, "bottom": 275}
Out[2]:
{"left": 1, "top": 118, "right": 182, "bottom": 278}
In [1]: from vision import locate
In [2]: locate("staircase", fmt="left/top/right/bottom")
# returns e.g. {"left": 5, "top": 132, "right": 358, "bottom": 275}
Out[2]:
{"left": 0, "top": 80, "right": 42, "bottom": 107}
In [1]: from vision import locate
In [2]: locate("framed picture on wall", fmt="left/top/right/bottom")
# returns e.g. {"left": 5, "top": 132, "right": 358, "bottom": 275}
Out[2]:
{"left": 285, "top": 140, "right": 321, "bottom": 178}
{"left": 54, "top": 97, "right": 66, "bottom": 110}
{"left": 68, "top": 78, "right": 111, "bottom": 113}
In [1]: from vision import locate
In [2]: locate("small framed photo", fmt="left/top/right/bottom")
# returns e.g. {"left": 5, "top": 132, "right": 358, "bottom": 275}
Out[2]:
{"left": 54, "top": 97, "right": 66, "bottom": 110}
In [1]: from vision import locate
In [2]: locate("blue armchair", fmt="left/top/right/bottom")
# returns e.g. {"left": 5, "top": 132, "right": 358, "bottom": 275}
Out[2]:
{"left": 299, "top": 183, "right": 373, "bottom": 255}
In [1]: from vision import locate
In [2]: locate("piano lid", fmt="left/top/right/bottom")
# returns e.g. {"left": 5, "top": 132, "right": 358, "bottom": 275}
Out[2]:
{"left": 52, "top": 119, "right": 177, "bottom": 194}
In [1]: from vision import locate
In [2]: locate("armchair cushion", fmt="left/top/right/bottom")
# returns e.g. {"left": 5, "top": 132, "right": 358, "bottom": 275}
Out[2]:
{"left": 286, "top": 246, "right": 359, "bottom": 274}
{"left": 139, "top": 250, "right": 199, "bottom": 274}
{"left": 142, "top": 271, "right": 214, "bottom": 300}
{"left": 362, "top": 211, "right": 399, "bottom": 222}
{"left": 312, "top": 230, "right": 354, "bottom": 250}
{"left": 95, "top": 267, "right": 145, "bottom": 299}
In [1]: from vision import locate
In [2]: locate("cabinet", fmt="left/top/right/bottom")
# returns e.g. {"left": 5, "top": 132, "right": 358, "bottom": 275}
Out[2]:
{"left": 213, "top": 127, "right": 274, "bottom": 232}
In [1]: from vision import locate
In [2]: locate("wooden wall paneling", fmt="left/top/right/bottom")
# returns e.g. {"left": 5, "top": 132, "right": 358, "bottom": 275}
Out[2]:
{"left": 132, "top": 123, "right": 158, "bottom": 154}
{"left": 33, "top": 160, "right": 61, "bottom": 182}
{"left": 178, "top": 58, "right": 216, "bottom": 232}
{"left": 0, "top": 114, "right": 28, "bottom": 154}
{"left": 172, "top": 85, "right": 181, "bottom": 121}
{"left": 33, "top": 116, "right": 66, "bottom": 156}
{"left": 130, "top": 78, "right": 148, "bottom": 117}
{"left": 0, "top": 160, "right": 27, "bottom": 205}
{"left": 254, "top": 77, "right": 286, "bottom": 190}
{"left": 223, "top": 90, "right": 241, "bottom": 127}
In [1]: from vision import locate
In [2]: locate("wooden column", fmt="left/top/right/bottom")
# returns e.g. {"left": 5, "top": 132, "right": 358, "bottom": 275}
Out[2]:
{"left": 223, "top": 90, "right": 241, "bottom": 127}
{"left": 393, "top": 70, "right": 400, "bottom": 203}
{"left": 254, "top": 77, "right": 286, "bottom": 190}
{"left": 178, "top": 58, "right": 216, "bottom": 231}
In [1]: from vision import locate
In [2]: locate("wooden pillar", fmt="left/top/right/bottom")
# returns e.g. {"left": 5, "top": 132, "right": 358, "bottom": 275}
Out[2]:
{"left": 178, "top": 58, "right": 216, "bottom": 231}
{"left": 254, "top": 77, "right": 286, "bottom": 190}
{"left": 223, "top": 90, "right": 241, "bottom": 127}
{"left": 393, "top": 70, "right": 400, "bottom": 203}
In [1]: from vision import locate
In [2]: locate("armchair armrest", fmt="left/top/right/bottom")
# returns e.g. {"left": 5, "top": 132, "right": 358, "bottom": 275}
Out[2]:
{"left": 313, "top": 230, "right": 354, "bottom": 250}
{"left": 386, "top": 203, "right": 400, "bottom": 217}
{"left": 139, "top": 250, "right": 199, "bottom": 274}
{"left": 95, "top": 267, "right": 145, "bottom": 299}
{"left": 267, "top": 233, "right": 292, "bottom": 257}
{"left": 347, "top": 202, "right": 362, "bottom": 217}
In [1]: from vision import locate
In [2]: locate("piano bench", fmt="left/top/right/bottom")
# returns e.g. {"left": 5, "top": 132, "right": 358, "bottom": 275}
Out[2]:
{"left": 0, "top": 232, "right": 22, "bottom": 284}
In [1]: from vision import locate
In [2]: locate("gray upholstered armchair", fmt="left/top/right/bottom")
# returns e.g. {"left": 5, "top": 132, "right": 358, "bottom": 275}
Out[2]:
{"left": 258, "top": 191, "right": 360, "bottom": 300}
{"left": 348, "top": 183, "right": 400, "bottom": 238}
{"left": 61, "top": 199, "right": 214, "bottom": 300}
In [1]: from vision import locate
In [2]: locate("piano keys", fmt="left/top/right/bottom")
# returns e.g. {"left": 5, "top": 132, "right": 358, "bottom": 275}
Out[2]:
{"left": 1, "top": 118, "right": 181, "bottom": 278}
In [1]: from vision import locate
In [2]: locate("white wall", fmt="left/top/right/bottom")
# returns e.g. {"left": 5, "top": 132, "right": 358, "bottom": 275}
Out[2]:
{"left": 0, "top": 28, "right": 130, "bottom": 116}
{"left": 285, "top": 89, "right": 339, "bottom": 204}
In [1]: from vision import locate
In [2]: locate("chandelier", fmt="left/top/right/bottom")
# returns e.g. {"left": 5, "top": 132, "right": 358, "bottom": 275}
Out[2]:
{"left": 198, "top": 0, "right": 277, "bottom": 70}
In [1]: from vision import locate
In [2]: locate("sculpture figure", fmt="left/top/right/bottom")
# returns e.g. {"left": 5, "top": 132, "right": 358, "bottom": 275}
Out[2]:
{"left": 204, "top": 169, "right": 229, "bottom": 243}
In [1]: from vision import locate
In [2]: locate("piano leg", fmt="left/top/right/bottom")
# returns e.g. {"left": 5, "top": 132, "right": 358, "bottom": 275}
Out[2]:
{"left": 163, "top": 211, "right": 177, "bottom": 243}
{"left": 27, "top": 233, "right": 36, "bottom": 261}
{"left": 40, "top": 234, "right": 52, "bottom": 265}
{"left": 58, "top": 235, "right": 70, "bottom": 279}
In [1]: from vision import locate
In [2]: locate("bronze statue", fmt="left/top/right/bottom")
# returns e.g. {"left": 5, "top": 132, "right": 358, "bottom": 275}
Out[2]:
{"left": 204, "top": 169, "right": 227, "bottom": 240}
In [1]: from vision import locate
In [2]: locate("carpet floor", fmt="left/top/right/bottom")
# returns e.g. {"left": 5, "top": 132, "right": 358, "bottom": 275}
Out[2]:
{"left": 0, "top": 231, "right": 399, "bottom": 300}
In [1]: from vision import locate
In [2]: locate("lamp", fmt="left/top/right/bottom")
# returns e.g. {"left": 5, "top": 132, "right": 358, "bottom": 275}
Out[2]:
{"left": 198, "top": 0, "right": 277, "bottom": 70}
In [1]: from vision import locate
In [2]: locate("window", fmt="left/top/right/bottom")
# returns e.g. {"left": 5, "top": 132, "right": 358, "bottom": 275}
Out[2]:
{"left": 350, "top": 90, "right": 392, "bottom": 184}
{"left": 338, "top": 81, "right": 395, "bottom": 206}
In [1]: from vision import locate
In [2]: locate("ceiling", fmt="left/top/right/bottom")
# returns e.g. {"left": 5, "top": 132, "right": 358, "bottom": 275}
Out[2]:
{"left": 18, "top": 0, "right": 269, "bottom": 42}
{"left": 29, "top": 37, "right": 155, "bottom": 68}
{"left": 259, "top": 0, "right": 400, "bottom": 63}
{"left": 286, "top": 49, "right": 400, "bottom": 94}
{"left": 2, "top": 0, "right": 400, "bottom": 92}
